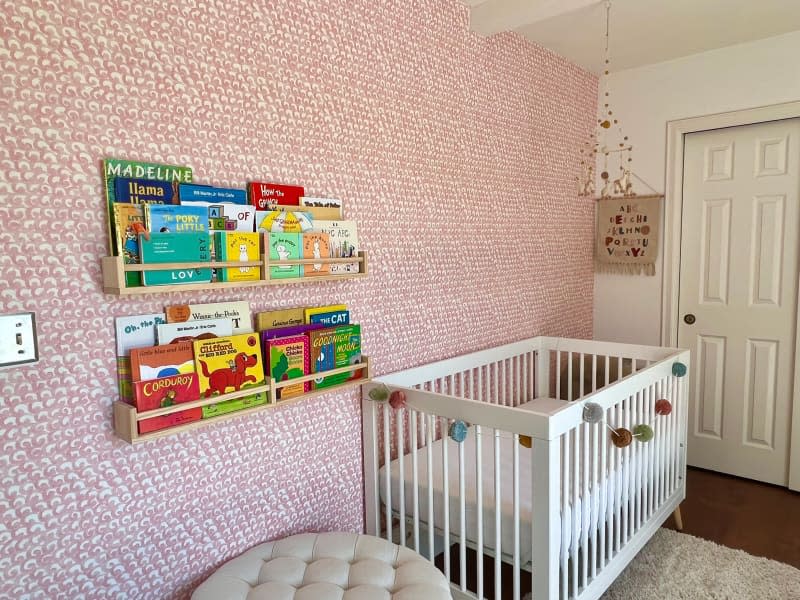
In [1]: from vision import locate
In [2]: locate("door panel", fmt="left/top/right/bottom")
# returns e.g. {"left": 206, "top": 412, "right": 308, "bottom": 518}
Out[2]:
{"left": 679, "top": 119, "right": 800, "bottom": 486}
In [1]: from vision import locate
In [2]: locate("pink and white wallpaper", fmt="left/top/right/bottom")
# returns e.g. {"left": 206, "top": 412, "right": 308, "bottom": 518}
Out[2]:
{"left": 0, "top": 0, "right": 596, "bottom": 596}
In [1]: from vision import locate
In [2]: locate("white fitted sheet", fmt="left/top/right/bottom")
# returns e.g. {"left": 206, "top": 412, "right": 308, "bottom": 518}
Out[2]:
{"left": 378, "top": 426, "right": 648, "bottom": 566}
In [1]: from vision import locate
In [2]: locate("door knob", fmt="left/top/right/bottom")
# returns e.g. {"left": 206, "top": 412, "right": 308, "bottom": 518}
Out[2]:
{"left": 684, "top": 314, "right": 696, "bottom": 325}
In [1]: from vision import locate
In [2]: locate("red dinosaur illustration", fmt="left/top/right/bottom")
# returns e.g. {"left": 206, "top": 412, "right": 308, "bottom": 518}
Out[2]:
{"left": 199, "top": 352, "right": 259, "bottom": 397}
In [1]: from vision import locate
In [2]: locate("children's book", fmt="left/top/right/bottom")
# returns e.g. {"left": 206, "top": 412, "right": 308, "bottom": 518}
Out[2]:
{"left": 156, "top": 318, "right": 233, "bottom": 344}
{"left": 113, "top": 203, "right": 145, "bottom": 288}
{"left": 256, "top": 210, "right": 314, "bottom": 233}
{"left": 139, "top": 232, "right": 212, "bottom": 286}
{"left": 261, "top": 323, "right": 323, "bottom": 341}
{"left": 255, "top": 308, "right": 305, "bottom": 331}
{"left": 302, "top": 232, "right": 331, "bottom": 277}
{"left": 114, "top": 178, "right": 180, "bottom": 205}
{"left": 309, "top": 325, "right": 362, "bottom": 390}
{"left": 215, "top": 232, "right": 261, "bottom": 282}
{"left": 266, "top": 335, "right": 310, "bottom": 400}
{"left": 312, "top": 220, "right": 359, "bottom": 274}
{"left": 300, "top": 197, "right": 343, "bottom": 219}
{"left": 265, "top": 204, "right": 341, "bottom": 220}
{"left": 165, "top": 301, "right": 252, "bottom": 334}
{"left": 130, "top": 341, "right": 194, "bottom": 382}
{"left": 133, "top": 373, "right": 202, "bottom": 434}
{"left": 194, "top": 333, "right": 267, "bottom": 414}
{"left": 304, "top": 304, "right": 347, "bottom": 324}
{"left": 267, "top": 232, "right": 301, "bottom": 279}
{"left": 115, "top": 312, "right": 167, "bottom": 403}
{"left": 248, "top": 182, "right": 304, "bottom": 210}
{"left": 178, "top": 184, "right": 247, "bottom": 205}
{"left": 309, "top": 310, "right": 350, "bottom": 328}
{"left": 144, "top": 204, "right": 208, "bottom": 234}
{"left": 201, "top": 394, "right": 268, "bottom": 419}
{"left": 102, "top": 158, "right": 192, "bottom": 255}
{"left": 181, "top": 201, "right": 256, "bottom": 261}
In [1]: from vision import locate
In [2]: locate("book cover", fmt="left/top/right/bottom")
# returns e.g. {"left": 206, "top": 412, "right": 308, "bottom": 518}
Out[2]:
{"left": 256, "top": 210, "right": 314, "bottom": 233}
{"left": 255, "top": 308, "right": 305, "bottom": 331}
{"left": 309, "top": 310, "right": 350, "bottom": 327}
{"left": 311, "top": 220, "right": 359, "bottom": 274}
{"left": 304, "top": 304, "right": 347, "bottom": 324}
{"left": 266, "top": 335, "right": 310, "bottom": 400}
{"left": 178, "top": 183, "right": 247, "bottom": 205}
{"left": 261, "top": 323, "right": 323, "bottom": 341}
{"left": 248, "top": 182, "right": 304, "bottom": 210}
{"left": 309, "top": 325, "right": 362, "bottom": 390}
{"left": 114, "top": 178, "right": 180, "bottom": 205}
{"left": 130, "top": 341, "right": 194, "bottom": 382}
{"left": 300, "top": 196, "right": 343, "bottom": 218}
{"left": 139, "top": 232, "right": 212, "bottom": 286}
{"left": 115, "top": 312, "right": 167, "bottom": 403}
{"left": 113, "top": 202, "right": 145, "bottom": 288}
{"left": 144, "top": 204, "right": 208, "bottom": 234}
{"left": 194, "top": 334, "right": 267, "bottom": 413}
{"left": 267, "top": 232, "right": 301, "bottom": 279}
{"left": 165, "top": 301, "right": 252, "bottom": 334}
{"left": 134, "top": 373, "right": 200, "bottom": 411}
{"left": 215, "top": 232, "right": 261, "bottom": 282}
{"left": 302, "top": 232, "right": 331, "bottom": 277}
{"left": 156, "top": 318, "right": 233, "bottom": 344}
{"left": 263, "top": 204, "right": 341, "bottom": 221}
{"left": 103, "top": 158, "right": 192, "bottom": 255}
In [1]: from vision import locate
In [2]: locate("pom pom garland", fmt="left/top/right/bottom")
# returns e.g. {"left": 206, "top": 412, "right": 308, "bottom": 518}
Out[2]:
{"left": 633, "top": 424, "right": 654, "bottom": 442}
{"left": 672, "top": 362, "right": 688, "bottom": 377}
{"left": 582, "top": 402, "right": 604, "bottom": 424}
{"left": 655, "top": 399, "right": 672, "bottom": 415}
{"left": 389, "top": 390, "right": 407, "bottom": 409}
{"left": 449, "top": 420, "right": 468, "bottom": 443}
{"left": 611, "top": 428, "right": 633, "bottom": 448}
{"left": 367, "top": 384, "right": 389, "bottom": 402}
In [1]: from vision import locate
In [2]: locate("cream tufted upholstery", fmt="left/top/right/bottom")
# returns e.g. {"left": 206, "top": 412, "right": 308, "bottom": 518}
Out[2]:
{"left": 192, "top": 532, "right": 453, "bottom": 600}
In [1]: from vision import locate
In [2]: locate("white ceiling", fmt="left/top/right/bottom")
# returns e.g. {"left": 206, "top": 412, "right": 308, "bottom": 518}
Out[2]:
{"left": 466, "top": 0, "right": 800, "bottom": 73}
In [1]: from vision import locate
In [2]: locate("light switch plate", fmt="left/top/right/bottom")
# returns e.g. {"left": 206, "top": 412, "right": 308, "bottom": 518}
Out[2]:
{"left": 0, "top": 312, "right": 39, "bottom": 368}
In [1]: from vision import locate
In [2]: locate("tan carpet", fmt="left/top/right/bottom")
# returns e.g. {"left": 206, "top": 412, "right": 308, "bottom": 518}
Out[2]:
{"left": 526, "top": 529, "right": 800, "bottom": 599}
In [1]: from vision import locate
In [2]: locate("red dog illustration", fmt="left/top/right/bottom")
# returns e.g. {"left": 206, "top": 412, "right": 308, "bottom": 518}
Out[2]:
{"left": 200, "top": 352, "right": 259, "bottom": 397}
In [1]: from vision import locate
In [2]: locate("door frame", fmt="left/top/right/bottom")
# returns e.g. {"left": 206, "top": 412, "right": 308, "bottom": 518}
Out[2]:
{"left": 661, "top": 101, "right": 800, "bottom": 490}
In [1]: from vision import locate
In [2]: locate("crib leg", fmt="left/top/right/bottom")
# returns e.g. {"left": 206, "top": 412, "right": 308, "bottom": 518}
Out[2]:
{"left": 673, "top": 506, "right": 683, "bottom": 531}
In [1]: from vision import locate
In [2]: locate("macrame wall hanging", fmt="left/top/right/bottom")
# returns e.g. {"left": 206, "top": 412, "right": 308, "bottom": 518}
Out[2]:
{"left": 575, "top": 0, "right": 664, "bottom": 276}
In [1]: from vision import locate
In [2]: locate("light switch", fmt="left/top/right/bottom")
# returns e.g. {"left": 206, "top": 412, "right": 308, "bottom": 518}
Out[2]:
{"left": 0, "top": 312, "right": 39, "bottom": 368}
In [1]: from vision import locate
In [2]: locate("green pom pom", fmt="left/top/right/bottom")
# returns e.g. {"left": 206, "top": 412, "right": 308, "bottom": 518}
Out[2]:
{"left": 368, "top": 384, "right": 389, "bottom": 402}
{"left": 633, "top": 424, "right": 654, "bottom": 442}
{"left": 672, "top": 362, "right": 687, "bottom": 377}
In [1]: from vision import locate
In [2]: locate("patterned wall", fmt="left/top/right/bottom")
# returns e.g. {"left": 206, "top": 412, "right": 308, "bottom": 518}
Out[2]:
{"left": 0, "top": 0, "right": 596, "bottom": 597}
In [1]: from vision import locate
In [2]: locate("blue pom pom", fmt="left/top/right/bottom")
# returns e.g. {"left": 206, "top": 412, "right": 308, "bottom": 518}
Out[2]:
{"left": 672, "top": 362, "right": 687, "bottom": 377}
{"left": 449, "top": 420, "right": 468, "bottom": 443}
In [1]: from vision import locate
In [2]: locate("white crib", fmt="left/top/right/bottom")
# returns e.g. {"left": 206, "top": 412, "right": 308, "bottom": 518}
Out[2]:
{"left": 362, "top": 337, "right": 689, "bottom": 600}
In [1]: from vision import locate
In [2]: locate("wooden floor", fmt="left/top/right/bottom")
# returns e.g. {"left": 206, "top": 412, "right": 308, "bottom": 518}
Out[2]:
{"left": 663, "top": 467, "right": 800, "bottom": 569}
{"left": 435, "top": 467, "right": 800, "bottom": 599}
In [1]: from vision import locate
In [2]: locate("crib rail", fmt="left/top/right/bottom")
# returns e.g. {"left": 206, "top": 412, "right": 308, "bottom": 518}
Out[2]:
{"left": 362, "top": 337, "right": 689, "bottom": 600}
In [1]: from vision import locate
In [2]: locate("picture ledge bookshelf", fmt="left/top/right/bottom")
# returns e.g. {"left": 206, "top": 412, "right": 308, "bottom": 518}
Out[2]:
{"left": 114, "top": 357, "right": 371, "bottom": 444}
{"left": 102, "top": 251, "right": 369, "bottom": 295}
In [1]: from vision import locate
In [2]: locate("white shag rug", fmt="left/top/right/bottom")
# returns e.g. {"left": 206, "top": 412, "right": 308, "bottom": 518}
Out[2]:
{"left": 523, "top": 528, "right": 800, "bottom": 599}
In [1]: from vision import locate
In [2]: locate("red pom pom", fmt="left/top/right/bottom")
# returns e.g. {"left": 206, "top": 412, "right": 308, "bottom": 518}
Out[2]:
{"left": 655, "top": 399, "right": 672, "bottom": 416}
{"left": 389, "top": 390, "right": 407, "bottom": 409}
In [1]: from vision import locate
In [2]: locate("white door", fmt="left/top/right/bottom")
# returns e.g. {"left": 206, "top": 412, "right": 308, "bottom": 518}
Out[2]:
{"left": 678, "top": 118, "right": 800, "bottom": 486}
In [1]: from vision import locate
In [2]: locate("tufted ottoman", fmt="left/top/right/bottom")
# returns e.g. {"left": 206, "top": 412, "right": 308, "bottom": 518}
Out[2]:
{"left": 192, "top": 532, "right": 453, "bottom": 600}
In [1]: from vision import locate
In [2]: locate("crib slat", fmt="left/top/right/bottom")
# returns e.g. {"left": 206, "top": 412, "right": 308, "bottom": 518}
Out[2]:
{"left": 383, "top": 407, "right": 392, "bottom": 543}
{"left": 397, "top": 407, "right": 406, "bottom": 546}
{"left": 494, "top": 428, "right": 502, "bottom": 600}
{"left": 476, "top": 424, "right": 484, "bottom": 600}
{"left": 568, "top": 351, "right": 573, "bottom": 401}
{"left": 590, "top": 421, "right": 599, "bottom": 579}
{"left": 441, "top": 416, "right": 451, "bottom": 581}
{"left": 571, "top": 424, "right": 579, "bottom": 595}
{"left": 599, "top": 406, "right": 608, "bottom": 570}
{"left": 410, "top": 409, "right": 420, "bottom": 553}
{"left": 459, "top": 434, "right": 467, "bottom": 592}
{"left": 513, "top": 432, "right": 521, "bottom": 600}
{"left": 581, "top": 422, "right": 589, "bottom": 589}
{"left": 556, "top": 351, "right": 562, "bottom": 400}
{"left": 427, "top": 414, "right": 435, "bottom": 562}
{"left": 579, "top": 352, "right": 585, "bottom": 399}
{"left": 369, "top": 403, "right": 380, "bottom": 536}
{"left": 532, "top": 436, "right": 561, "bottom": 600}
{"left": 561, "top": 432, "right": 569, "bottom": 600}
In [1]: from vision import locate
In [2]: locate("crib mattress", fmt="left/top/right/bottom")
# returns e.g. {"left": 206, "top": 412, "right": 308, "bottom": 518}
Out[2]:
{"left": 378, "top": 426, "right": 643, "bottom": 566}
